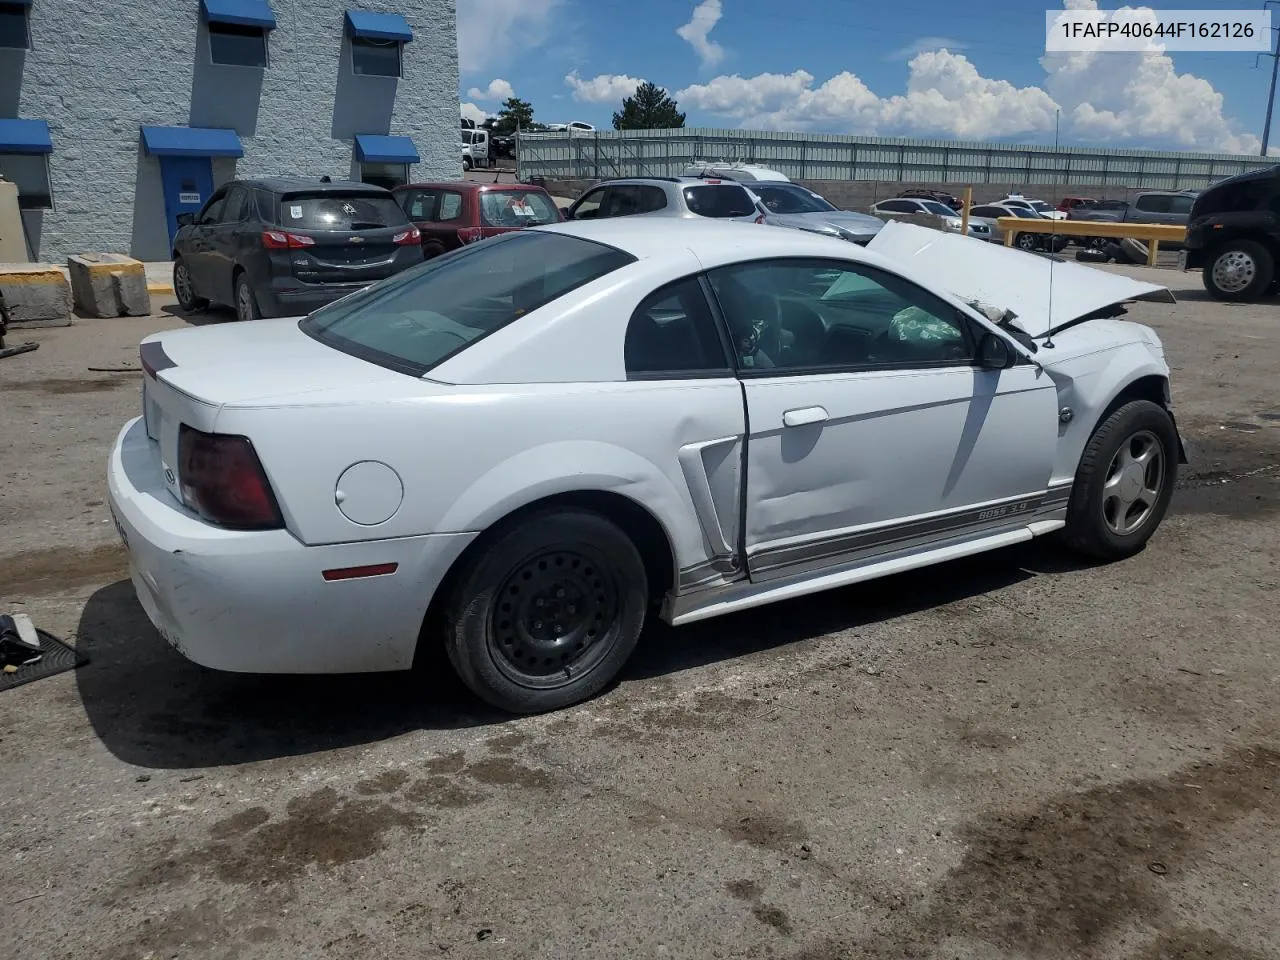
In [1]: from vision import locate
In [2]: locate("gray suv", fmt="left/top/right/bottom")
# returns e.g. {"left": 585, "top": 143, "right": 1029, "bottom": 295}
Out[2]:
{"left": 564, "top": 177, "right": 760, "bottom": 223}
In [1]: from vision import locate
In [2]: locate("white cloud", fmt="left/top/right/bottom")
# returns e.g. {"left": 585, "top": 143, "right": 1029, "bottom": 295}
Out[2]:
{"left": 460, "top": 102, "right": 492, "bottom": 124}
{"left": 885, "top": 36, "right": 968, "bottom": 62}
{"left": 466, "top": 78, "right": 515, "bottom": 101}
{"left": 565, "top": 70, "right": 645, "bottom": 103}
{"left": 674, "top": 0, "right": 1263, "bottom": 154}
{"left": 676, "top": 0, "right": 725, "bottom": 68}
{"left": 456, "top": 0, "right": 561, "bottom": 74}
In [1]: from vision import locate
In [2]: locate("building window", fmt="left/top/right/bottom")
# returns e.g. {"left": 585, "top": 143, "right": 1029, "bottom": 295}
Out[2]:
{"left": 0, "top": 153, "right": 53, "bottom": 210}
{"left": 209, "top": 21, "right": 269, "bottom": 67}
{"left": 359, "top": 161, "right": 408, "bottom": 190}
{"left": 0, "top": 2, "right": 31, "bottom": 50}
{"left": 351, "top": 36, "right": 401, "bottom": 77}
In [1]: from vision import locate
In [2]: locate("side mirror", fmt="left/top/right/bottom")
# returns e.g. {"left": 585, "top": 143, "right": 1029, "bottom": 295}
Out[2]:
{"left": 978, "top": 331, "right": 1017, "bottom": 369}
{"left": 176, "top": 213, "right": 195, "bottom": 227}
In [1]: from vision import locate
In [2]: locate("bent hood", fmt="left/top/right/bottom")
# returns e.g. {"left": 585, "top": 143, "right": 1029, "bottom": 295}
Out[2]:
{"left": 865, "top": 220, "right": 1175, "bottom": 337}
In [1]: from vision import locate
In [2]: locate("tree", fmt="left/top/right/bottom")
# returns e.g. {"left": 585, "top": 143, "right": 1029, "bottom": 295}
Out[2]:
{"left": 494, "top": 97, "right": 534, "bottom": 135}
{"left": 612, "top": 82, "right": 686, "bottom": 130}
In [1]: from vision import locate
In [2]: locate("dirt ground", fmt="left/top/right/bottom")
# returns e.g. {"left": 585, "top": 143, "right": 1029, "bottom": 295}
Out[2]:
{"left": 1, "top": 268, "right": 1278, "bottom": 960}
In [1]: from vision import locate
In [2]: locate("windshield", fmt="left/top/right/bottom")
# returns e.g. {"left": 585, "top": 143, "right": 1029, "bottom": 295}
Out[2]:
{"left": 479, "top": 189, "right": 561, "bottom": 227}
{"left": 922, "top": 201, "right": 958, "bottom": 216}
{"left": 753, "top": 184, "right": 836, "bottom": 214}
{"left": 1029, "top": 200, "right": 1052, "bottom": 212}
{"left": 278, "top": 193, "right": 409, "bottom": 231}
{"left": 299, "top": 232, "right": 635, "bottom": 376}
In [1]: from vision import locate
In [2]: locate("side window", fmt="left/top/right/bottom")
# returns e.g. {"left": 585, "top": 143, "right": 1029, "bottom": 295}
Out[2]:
{"left": 199, "top": 190, "right": 228, "bottom": 224}
{"left": 624, "top": 277, "right": 731, "bottom": 378}
{"left": 602, "top": 185, "right": 641, "bottom": 218}
{"left": 635, "top": 185, "right": 669, "bottom": 213}
{"left": 402, "top": 189, "right": 464, "bottom": 221}
{"left": 971, "top": 206, "right": 1002, "bottom": 218}
{"left": 878, "top": 200, "right": 913, "bottom": 213}
{"left": 1168, "top": 195, "right": 1194, "bottom": 214}
{"left": 707, "top": 259, "right": 972, "bottom": 373}
{"left": 1135, "top": 194, "right": 1170, "bottom": 213}
{"left": 570, "top": 188, "right": 607, "bottom": 220}
{"left": 221, "top": 186, "right": 248, "bottom": 223}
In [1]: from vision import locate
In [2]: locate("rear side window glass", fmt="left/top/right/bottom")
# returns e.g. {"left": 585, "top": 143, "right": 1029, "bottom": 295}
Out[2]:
{"left": 299, "top": 232, "right": 636, "bottom": 376}
{"left": 401, "top": 189, "right": 466, "bottom": 222}
{"left": 683, "top": 185, "right": 755, "bottom": 218}
{"left": 479, "top": 190, "right": 561, "bottom": 227}
{"left": 1169, "top": 195, "right": 1194, "bottom": 214}
{"left": 625, "top": 277, "right": 730, "bottom": 378}
{"left": 1135, "top": 195, "right": 1170, "bottom": 212}
{"left": 279, "top": 193, "right": 409, "bottom": 230}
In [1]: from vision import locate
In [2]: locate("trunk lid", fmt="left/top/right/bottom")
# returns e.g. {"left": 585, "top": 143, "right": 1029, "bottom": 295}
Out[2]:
{"left": 138, "top": 319, "right": 419, "bottom": 510}
{"left": 865, "top": 220, "right": 1174, "bottom": 337}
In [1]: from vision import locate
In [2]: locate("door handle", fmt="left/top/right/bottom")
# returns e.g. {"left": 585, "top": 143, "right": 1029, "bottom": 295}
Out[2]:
{"left": 783, "top": 406, "right": 828, "bottom": 427}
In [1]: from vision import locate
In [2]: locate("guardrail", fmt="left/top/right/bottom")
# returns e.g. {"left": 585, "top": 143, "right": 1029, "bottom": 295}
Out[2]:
{"left": 996, "top": 218, "right": 1187, "bottom": 266}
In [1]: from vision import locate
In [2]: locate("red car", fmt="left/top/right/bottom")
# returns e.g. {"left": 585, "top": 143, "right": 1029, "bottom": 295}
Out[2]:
{"left": 392, "top": 181, "right": 564, "bottom": 259}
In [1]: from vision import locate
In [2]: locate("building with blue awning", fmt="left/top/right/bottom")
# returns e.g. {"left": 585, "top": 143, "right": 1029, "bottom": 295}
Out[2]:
{"left": 0, "top": 0, "right": 458, "bottom": 260}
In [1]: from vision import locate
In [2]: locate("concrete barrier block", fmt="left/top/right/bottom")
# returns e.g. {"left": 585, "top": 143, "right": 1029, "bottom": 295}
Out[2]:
{"left": 0, "top": 264, "right": 73, "bottom": 328}
{"left": 67, "top": 253, "right": 152, "bottom": 318}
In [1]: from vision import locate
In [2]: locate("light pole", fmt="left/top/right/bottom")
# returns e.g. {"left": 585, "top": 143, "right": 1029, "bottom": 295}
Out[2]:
{"left": 1259, "top": 1, "right": 1280, "bottom": 155}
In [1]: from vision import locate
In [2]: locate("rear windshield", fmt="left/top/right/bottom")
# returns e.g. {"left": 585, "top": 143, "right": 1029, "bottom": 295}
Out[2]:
{"left": 277, "top": 192, "right": 409, "bottom": 231}
{"left": 479, "top": 189, "right": 561, "bottom": 227}
{"left": 683, "top": 184, "right": 756, "bottom": 218}
{"left": 298, "top": 231, "right": 636, "bottom": 376}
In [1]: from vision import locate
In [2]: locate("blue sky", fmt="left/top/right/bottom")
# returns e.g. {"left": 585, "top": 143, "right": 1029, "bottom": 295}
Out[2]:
{"left": 456, "top": 0, "right": 1275, "bottom": 154}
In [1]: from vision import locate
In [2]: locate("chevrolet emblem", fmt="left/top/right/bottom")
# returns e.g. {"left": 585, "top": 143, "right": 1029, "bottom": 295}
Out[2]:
{"left": 349, "top": 236, "right": 365, "bottom": 243}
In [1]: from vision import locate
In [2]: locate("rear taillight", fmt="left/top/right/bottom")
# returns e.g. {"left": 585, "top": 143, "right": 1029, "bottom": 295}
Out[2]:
{"left": 457, "top": 227, "right": 483, "bottom": 244}
{"left": 262, "top": 230, "right": 316, "bottom": 249}
{"left": 178, "top": 424, "right": 284, "bottom": 530}
{"left": 392, "top": 225, "right": 421, "bottom": 245}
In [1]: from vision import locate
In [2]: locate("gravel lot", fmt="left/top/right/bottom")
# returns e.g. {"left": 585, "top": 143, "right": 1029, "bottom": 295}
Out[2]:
{"left": 1, "top": 267, "right": 1278, "bottom": 960}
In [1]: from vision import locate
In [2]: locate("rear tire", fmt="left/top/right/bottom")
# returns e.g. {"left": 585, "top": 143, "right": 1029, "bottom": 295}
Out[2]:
{"left": 1061, "top": 400, "right": 1178, "bottom": 561}
{"left": 1203, "top": 240, "right": 1274, "bottom": 302}
{"left": 443, "top": 508, "right": 649, "bottom": 714}
{"left": 173, "top": 257, "right": 207, "bottom": 312}
{"left": 234, "top": 271, "right": 262, "bottom": 322}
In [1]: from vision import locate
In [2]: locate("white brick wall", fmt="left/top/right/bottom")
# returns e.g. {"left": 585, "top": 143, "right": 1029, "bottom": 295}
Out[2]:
{"left": 8, "top": 0, "right": 459, "bottom": 261}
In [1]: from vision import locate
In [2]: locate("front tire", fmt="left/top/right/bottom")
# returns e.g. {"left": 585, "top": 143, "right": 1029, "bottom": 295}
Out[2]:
{"left": 1015, "top": 232, "right": 1037, "bottom": 252}
{"left": 173, "top": 257, "right": 207, "bottom": 312}
{"left": 1062, "top": 400, "right": 1178, "bottom": 561}
{"left": 1203, "top": 240, "right": 1274, "bottom": 302}
{"left": 444, "top": 508, "right": 649, "bottom": 714}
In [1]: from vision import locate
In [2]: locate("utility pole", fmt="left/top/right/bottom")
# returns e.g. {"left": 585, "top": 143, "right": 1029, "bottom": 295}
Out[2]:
{"left": 1259, "top": 1, "right": 1280, "bottom": 155}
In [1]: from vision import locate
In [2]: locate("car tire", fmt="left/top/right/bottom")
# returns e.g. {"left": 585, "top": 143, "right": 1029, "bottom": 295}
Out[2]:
{"left": 422, "top": 241, "right": 446, "bottom": 260}
{"left": 463, "top": 157, "right": 473, "bottom": 172}
{"left": 173, "top": 257, "right": 207, "bottom": 312}
{"left": 1061, "top": 399, "right": 1178, "bottom": 562}
{"left": 1203, "top": 240, "right": 1275, "bottom": 302}
{"left": 443, "top": 508, "right": 649, "bottom": 714}
{"left": 1015, "top": 232, "right": 1038, "bottom": 251}
{"left": 234, "top": 271, "right": 262, "bottom": 323}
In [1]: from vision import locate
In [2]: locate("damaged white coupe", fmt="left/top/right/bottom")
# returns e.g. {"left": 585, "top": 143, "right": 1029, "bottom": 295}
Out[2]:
{"left": 108, "top": 218, "right": 1185, "bottom": 713}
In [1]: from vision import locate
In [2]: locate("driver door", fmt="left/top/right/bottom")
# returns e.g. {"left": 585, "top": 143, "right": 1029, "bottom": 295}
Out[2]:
{"left": 707, "top": 257, "right": 1061, "bottom": 583}
{"left": 184, "top": 187, "right": 230, "bottom": 299}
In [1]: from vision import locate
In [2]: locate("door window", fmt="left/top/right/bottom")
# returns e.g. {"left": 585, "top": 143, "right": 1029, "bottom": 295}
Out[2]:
{"left": 1134, "top": 194, "right": 1171, "bottom": 213}
{"left": 220, "top": 186, "right": 249, "bottom": 223}
{"left": 877, "top": 199, "right": 915, "bottom": 213}
{"left": 570, "top": 188, "right": 607, "bottom": 219}
{"left": 624, "top": 277, "right": 731, "bottom": 378}
{"left": 199, "top": 190, "right": 228, "bottom": 224}
{"left": 1168, "top": 195, "right": 1194, "bottom": 214}
{"left": 708, "top": 259, "right": 973, "bottom": 373}
{"left": 401, "top": 188, "right": 466, "bottom": 221}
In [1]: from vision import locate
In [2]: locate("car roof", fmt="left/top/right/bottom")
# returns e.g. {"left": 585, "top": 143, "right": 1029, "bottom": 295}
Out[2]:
{"left": 239, "top": 177, "right": 391, "bottom": 195}
{"left": 527, "top": 216, "right": 874, "bottom": 266}
{"left": 397, "top": 181, "right": 550, "bottom": 193}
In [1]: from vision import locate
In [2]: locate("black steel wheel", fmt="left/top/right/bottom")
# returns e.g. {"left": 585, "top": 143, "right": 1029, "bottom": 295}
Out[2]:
{"left": 443, "top": 508, "right": 648, "bottom": 713}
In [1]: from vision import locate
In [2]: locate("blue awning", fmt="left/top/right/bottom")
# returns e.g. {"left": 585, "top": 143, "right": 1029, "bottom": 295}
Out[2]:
{"left": 140, "top": 126, "right": 244, "bottom": 158}
{"left": 345, "top": 10, "right": 413, "bottom": 42}
{"left": 354, "top": 134, "right": 419, "bottom": 164}
{"left": 0, "top": 118, "right": 52, "bottom": 154}
{"left": 201, "top": 0, "right": 277, "bottom": 29}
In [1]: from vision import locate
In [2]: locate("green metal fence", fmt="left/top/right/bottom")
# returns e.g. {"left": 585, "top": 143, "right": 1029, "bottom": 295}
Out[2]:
{"left": 515, "top": 127, "right": 1274, "bottom": 188}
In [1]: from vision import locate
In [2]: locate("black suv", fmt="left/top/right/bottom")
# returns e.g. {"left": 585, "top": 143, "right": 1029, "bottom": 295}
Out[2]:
{"left": 172, "top": 178, "right": 424, "bottom": 322}
{"left": 1182, "top": 165, "right": 1280, "bottom": 302}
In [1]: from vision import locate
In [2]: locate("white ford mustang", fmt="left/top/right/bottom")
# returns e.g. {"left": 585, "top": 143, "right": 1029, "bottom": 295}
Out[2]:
{"left": 108, "top": 218, "right": 1186, "bottom": 714}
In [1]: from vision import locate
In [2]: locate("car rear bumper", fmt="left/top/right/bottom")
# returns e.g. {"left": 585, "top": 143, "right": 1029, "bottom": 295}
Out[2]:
{"left": 107, "top": 417, "right": 476, "bottom": 674}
